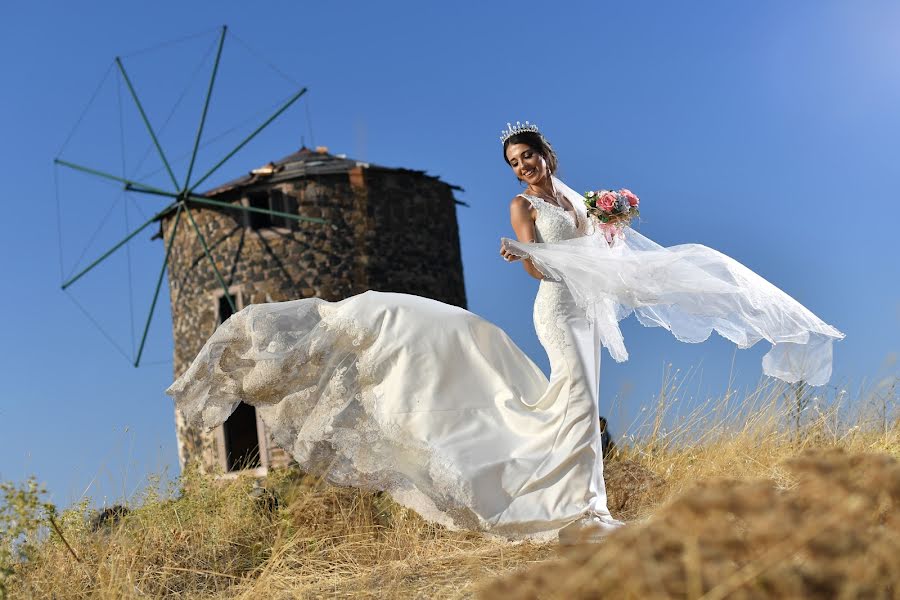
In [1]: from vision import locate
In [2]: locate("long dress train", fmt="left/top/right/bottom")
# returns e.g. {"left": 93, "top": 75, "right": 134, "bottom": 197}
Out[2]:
{"left": 167, "top": 177, "right": 843, "bottom": 541}
{"left": 168, "top": 188, "right": 611, "bottom": 540}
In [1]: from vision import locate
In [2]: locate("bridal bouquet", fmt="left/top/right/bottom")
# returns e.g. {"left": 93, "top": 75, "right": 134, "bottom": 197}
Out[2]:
{"left": 583, "top": 188, "right": 640, "bottom": 241}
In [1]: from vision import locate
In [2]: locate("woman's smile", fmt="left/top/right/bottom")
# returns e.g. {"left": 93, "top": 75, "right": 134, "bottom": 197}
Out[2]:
{"left": 506, "top": 142, "right": 547, "bottom": 185}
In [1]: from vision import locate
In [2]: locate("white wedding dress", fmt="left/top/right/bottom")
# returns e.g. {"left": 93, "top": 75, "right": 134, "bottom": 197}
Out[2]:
{"left": 167, "top": 177, "right": 843, "bottom": 541}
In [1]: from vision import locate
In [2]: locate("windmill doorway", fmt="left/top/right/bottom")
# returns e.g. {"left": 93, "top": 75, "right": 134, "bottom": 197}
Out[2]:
{"left": 215, "top": 288, "right": 268, "bottom": 474}
{"left": 223, "top": 401, "right": 262, "bottom": 471}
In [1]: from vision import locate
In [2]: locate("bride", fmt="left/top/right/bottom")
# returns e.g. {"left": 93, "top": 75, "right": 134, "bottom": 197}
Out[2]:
{"left": 167, "top": 122, "right": 843, "bottom": 543}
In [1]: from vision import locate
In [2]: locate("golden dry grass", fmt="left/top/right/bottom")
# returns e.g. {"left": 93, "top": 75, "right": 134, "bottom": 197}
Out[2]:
{"left": 8, "top": 469, "right": 558, "bottom": 599}
{"left": 4, "top": 373, "right": 898, "bottom": 599}
{"left": 482, "top": 448, "right": 900, "bottom": 600}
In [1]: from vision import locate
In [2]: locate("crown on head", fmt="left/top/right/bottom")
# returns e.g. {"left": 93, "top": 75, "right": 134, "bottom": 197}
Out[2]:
{"left": 500, "top": 120, "right": 540, "bottom": 144}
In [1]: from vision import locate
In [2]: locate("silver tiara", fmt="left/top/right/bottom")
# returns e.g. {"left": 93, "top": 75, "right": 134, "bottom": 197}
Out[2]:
{"left": 500, "top": 120, "right": 540, "bottom": 144}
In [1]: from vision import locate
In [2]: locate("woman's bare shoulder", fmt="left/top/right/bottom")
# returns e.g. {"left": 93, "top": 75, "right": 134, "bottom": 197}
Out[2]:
{"left": 509, "top": 194, "right": 531, "bottom": 212}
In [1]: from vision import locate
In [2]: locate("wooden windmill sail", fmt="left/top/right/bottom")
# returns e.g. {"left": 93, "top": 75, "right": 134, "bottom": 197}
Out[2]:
{"left": 54, "top": 26, "right": 323, "bottom": 367}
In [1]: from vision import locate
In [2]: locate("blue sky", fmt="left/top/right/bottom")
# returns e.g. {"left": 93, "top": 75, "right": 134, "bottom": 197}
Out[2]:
{"left": 1, "top": 2, "right": 897, "bottom": 508}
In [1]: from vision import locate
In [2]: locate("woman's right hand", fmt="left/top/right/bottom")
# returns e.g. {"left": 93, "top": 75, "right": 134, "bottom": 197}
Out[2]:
{"left": 500, "top": 240, "right": 522, "bottom": 262}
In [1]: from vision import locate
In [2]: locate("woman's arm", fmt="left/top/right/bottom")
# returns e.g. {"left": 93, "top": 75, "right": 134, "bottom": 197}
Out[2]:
{"left": 501, "top": 196, "right": 545, "bottom": 281}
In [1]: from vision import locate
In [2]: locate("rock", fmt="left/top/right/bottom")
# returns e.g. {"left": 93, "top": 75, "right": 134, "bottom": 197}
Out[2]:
{"left": 90, "top": 504, "right": 130, "bottom": 532}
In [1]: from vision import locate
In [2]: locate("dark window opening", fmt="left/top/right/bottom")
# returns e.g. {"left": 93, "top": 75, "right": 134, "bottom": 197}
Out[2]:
{"left": 223, "top": 402, "right": 261, "bottom": 471}
{"left": 217, "top": 293, "right": 237, "bottom": 324}
{"left": 246, "top": 189, "right": 298, "bottom": 230}
{"left": 271, "top": 189, "right": 299, "bottom": 229}
{"left": 247, "top": 192, "right": 272, "bottom": 229}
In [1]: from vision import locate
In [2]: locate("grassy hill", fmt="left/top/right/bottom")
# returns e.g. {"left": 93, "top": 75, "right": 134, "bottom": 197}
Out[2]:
{"left": 3, "top": 378, "right": 898, "bottom": 599}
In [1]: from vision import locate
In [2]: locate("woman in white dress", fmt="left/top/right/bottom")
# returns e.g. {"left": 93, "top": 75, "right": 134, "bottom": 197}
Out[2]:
{"left": 498, "top": 124, "right": 623, "bottom": 540}
{"left": 168, "top": 122, "right": 842, "bottom": 543}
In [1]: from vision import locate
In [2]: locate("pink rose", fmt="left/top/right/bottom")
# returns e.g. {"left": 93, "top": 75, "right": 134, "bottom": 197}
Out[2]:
{"left": 597, "top": 191, "right": 617, "bottom": 212}
{"left": 620, "top": 188, "right": 639, "bottom": 207}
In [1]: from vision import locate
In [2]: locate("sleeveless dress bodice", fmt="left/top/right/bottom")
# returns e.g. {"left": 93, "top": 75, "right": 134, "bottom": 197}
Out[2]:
{"left": 519, "top": 193, "right": 582, "bottom": 243}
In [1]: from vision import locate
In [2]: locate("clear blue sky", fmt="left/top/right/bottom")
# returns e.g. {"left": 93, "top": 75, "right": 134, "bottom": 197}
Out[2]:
{"left": 1, "top": 2, "right": 897, "bottom": 508}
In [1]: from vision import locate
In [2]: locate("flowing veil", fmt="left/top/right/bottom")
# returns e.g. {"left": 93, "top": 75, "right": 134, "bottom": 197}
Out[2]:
{"left": 503, "top": 176, "right": 844, "bottom": 386}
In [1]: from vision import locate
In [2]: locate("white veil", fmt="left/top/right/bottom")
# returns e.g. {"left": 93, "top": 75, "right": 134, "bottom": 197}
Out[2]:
{"left": 503, "top": 176, "right": 844, "bottom": 386}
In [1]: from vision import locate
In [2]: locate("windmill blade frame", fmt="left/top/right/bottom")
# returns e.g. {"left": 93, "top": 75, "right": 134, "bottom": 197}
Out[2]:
{"left": 55, "top": 25, "right": 326, "bottom": 366}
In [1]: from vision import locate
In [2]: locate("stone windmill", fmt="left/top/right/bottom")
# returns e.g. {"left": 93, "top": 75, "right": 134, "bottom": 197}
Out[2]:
{"left": 167, "top": 146, "right": 466, "bottom": 473}
{"left": 54, "top": 26, "right": 467, "bottom": 474}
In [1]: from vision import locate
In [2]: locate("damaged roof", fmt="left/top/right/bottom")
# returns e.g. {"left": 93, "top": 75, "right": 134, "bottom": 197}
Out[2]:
{"left": 203, "top": 146, "right": 462, "bottom": 196}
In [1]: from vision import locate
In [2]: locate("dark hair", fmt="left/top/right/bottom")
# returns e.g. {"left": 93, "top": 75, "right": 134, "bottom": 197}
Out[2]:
{"left": 502, "top": 131, "right": 559, "bottom": 176}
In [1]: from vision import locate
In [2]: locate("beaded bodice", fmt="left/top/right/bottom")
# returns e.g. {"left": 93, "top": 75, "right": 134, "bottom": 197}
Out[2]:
{"left": 517, "top": 193, "right": 587, "bottom": 355}
{"left": 519, "top": 193, "right": 582, "bottom": 243}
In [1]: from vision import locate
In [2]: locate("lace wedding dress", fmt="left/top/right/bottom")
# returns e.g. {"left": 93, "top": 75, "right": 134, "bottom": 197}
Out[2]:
{"left": 167, "top": 176, "right": 843, "bottom": 541}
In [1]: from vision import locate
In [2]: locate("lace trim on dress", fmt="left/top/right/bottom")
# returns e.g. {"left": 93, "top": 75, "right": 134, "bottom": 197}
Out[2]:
{"left": 187, "top": 299, "right": 486, "bottom": 533}
{"left": 521, "top": 193, "right": 577, "bottom": 224}
{"left": 534, "top": 282, "right": 572, "bottom": 353}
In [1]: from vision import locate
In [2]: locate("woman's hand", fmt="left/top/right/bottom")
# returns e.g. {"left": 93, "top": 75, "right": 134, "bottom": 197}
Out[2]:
{"left": 500, "top": 242, "right": 522, "bottom": 262}
{"left": 506, "top": 196, "right": 545, "bottom": 280}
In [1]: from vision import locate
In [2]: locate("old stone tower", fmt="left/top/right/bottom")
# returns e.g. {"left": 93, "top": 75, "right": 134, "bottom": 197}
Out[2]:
{"left": 163, "top": 146, "right": 467, "bottom": 474}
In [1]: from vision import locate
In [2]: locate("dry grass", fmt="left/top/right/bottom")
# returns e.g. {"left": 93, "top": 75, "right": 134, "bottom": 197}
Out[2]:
{"left": 7, "top": 467, "right": 555, "bottom": 599}
{"left": 483, "top": 447, "right": 900, "bottom": 600}
{"left": 4, "top": 372, "right": 898, "bottom": 599}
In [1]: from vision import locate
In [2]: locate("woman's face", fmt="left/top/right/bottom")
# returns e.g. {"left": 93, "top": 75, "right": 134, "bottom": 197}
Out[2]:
{"left": 505, "top": 143, "right": 548, "bottom": 187}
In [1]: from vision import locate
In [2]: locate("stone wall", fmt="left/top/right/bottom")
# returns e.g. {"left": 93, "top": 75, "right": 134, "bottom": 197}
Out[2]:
{"left": 359, "top": 168, "right": 466, "bottom": 308}
{"left": 163, "top": 167, "right": 466, "bottom": 472}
